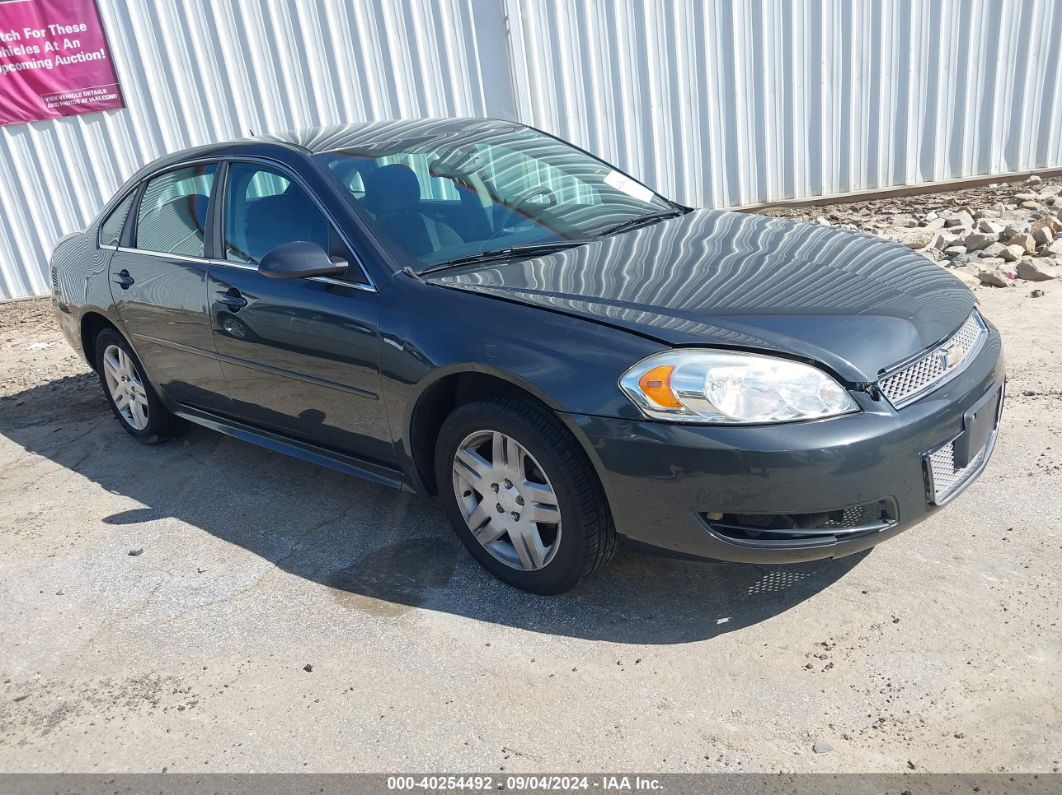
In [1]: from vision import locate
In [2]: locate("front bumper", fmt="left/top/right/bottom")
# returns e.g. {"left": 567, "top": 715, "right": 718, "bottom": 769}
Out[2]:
{"left": 564, "top": 327, "right": 1005, "bottom": 564}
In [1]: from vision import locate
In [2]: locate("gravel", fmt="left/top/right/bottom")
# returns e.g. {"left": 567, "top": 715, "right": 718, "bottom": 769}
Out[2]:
{"left": 763, "top": 174, "right": 1062, "bottom": 292}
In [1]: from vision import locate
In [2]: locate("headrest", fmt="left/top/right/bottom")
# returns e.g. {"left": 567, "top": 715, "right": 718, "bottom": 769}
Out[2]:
{"left": 160, "top": 194, "right": 209, "bottom": 232}
{"left": 242, "top": 193, "right": 327, "bottom": 263}
{"left": 364, "top": 164, "right": 421, "bottom": 214}
{"left": 191, "top": 194, "right": 209, "bottom": 230}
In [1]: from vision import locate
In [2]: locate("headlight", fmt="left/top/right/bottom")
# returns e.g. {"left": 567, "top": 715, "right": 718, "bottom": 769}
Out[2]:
{"left": 619, "top": 349, "right": 859, "bottom": 424}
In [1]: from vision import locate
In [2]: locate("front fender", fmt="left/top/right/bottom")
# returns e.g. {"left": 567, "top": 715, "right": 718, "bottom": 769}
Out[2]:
{"left": 378, "top": 277, "right": 665, "bottom": 488}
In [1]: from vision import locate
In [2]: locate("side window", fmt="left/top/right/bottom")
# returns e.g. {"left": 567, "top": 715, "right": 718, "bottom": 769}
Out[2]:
{"left": 99, "top": 191, "right": 135, "bottom": 248}
{"left": 136, "top": 164, "right": 217, "bottom": 258}
{"left": 223, "top": 163, "right": 359, "bottom": 281}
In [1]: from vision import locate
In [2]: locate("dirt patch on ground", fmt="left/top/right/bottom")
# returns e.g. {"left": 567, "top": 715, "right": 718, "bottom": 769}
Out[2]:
{"left": 0, "top": 300, "right": 97, "bottom": 428}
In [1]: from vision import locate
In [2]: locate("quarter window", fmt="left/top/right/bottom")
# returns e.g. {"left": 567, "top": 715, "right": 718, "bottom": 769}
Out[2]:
{"left": 136, "top": 164, "right": 217, "bottom": 258}
{"left": 99, "top": 191, "right": 135, "bottom": 248}
{"left": 223, "top": 163, "right": 350, "bottom": 271}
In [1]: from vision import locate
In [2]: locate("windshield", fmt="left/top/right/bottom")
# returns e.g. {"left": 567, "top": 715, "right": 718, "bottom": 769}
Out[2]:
{"left": 314, "top": 126, "right": 677, "bottom": 272}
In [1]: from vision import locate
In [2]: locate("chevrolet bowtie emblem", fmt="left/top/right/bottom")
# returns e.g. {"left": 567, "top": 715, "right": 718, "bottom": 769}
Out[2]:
{"left": 938, "top": 342, "right": 963, "bottom": 370}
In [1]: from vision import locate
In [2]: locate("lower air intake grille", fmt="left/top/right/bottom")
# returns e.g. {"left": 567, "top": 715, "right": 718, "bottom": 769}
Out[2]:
{"left": 703, "top": 499, "right": 897, "bottom": 546}
{"left": 925, "top": 436, "right": 992, "bottom": 504}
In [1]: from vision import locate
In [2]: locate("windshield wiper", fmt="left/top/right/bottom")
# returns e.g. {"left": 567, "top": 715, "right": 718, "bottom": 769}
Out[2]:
{"left": 418, "top": 241, "right": 590, "bottom": 275}
{"left": 592, "top": 210, "right": 685, "bottom": 240}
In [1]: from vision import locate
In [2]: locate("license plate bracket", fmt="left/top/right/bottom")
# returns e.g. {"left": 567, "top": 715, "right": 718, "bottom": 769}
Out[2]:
{"left": 953, "top": 384, "right": 1003, "bottom": 468}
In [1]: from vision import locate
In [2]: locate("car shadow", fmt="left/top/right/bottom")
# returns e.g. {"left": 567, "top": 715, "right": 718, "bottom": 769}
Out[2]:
{"left": 1, "top": 373, "right": 868, "bottom": 644}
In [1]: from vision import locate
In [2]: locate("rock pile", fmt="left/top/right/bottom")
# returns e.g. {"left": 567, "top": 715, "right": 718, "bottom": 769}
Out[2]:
{"left": 762, "top": 175, "right": 1062, "bottom": 290}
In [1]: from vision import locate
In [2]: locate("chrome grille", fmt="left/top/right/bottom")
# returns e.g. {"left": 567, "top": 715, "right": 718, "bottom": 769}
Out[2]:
{"left": 926, "top": 435, "right": 992, "bottom": 504}
{"left": 878, "top": 312, "right": 988, "bottom": 407}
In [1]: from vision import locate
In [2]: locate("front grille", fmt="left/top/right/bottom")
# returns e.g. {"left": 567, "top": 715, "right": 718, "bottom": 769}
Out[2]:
{"left": 878, "top": 312, "right": 988, "bottom": 407}
{"left": 925, "top": 435, "right": 992, "bottom": 504}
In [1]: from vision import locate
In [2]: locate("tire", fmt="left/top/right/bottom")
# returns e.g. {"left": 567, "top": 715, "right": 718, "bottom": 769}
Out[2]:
{"left": 94, "top": 327, "right": 177, "bottom": 444}
{"left": 434, "top": 397, "right": 617, "bottom": 594}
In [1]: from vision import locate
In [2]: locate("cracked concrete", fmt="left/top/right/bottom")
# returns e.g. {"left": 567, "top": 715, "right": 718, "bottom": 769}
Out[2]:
{"left": 0, "top": 268, "right": 1059, "bottom": 773}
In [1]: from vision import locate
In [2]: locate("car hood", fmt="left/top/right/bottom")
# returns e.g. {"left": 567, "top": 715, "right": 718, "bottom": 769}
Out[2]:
{"left": 426, "top": 209, "right": 977, "bottom": 382}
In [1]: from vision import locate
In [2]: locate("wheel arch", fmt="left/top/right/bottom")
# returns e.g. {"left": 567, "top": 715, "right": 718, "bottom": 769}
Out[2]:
{"left": 405, "top": 366, "right": 568, "bottom": 496}
{"left": 79, "top": 309, "right": 125, "bottom": 371}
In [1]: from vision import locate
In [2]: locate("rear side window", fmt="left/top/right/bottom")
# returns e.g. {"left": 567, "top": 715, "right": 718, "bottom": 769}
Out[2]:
{"left": 98, "top": 191, "right": 135, "bottom": 248}
{"left": 136, "top": 164, "right": 217, "bottom": 258}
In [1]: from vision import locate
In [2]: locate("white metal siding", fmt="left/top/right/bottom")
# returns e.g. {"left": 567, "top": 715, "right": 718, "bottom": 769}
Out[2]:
{"left": 507, "top": 0, "right": 1062, "bottom": 208}
{"left": 2, "top": 0, "right": 1060, "bottom": 299}
{"left": 0, "top": 0, "right": 507, "bottom": 299}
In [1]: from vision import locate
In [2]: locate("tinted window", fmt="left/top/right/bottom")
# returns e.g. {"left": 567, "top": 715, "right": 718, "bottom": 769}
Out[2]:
{"left": 99, "top": 191, "right": 135, "bottom": 248}
{"left": 223, "top": 163, "right": 333, "bottom": 266}
{"left": 136, "top": 164, "right": 217, "bottom": 257}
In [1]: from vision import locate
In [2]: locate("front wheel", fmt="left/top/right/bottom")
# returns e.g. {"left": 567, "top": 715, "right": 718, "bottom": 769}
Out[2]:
{"left": 94, "top": 327, "right": 177, "bottom": 444}
{"left": 434, "top": 398, "right": 617, "bottom": 594}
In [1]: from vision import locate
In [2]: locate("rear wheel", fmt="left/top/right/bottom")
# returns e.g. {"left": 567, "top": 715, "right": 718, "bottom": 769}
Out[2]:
{"left": 435, "top": 397, "right": 617, "bottom": 594}
{"left": 94, "top": 327, "right": 177, "bottom": 444}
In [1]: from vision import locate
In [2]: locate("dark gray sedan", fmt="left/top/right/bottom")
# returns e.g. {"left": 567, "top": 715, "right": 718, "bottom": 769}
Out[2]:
{"left": 51, "top": 119, "right": 1005, "bottom": 594}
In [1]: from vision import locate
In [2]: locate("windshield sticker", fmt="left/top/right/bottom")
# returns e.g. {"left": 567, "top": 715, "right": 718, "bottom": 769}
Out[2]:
{"left": 604, "top": 170, "right": 654, "bottom": 203}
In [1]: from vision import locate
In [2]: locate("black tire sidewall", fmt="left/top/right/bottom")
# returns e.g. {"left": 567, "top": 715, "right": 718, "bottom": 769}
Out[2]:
{"left": 434, "top": 401, "right": 598, "bottom": 595}
{"left": 94, "top": 328, "right": 172, "bottom": 443}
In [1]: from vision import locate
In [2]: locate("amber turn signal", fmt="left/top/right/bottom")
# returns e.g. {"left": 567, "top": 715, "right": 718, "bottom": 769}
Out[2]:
{"left": 637, "top": 365, "right": 682, "bottom": 408}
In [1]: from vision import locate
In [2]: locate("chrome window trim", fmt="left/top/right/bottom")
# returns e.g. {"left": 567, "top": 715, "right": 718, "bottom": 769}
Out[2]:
{"left": 309, "top": 275, "right": 375, "bottom": 291}
{"left": 114, "top": 247, "right": 376, "bottom": 294}
{"left": 207, "top": 258, "right": 256, "bottom": 271}
{"left": 115, "top": 246, "right": 210, "bottom": 265}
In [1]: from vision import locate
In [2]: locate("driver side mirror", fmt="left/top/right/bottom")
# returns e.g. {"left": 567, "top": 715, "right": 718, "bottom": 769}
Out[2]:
{"left": 258, "top": 241, "right": 348, "bottom": 279}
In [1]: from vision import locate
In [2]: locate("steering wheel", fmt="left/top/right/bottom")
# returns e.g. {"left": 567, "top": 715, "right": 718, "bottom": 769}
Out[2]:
{"left": 510, "top": 185, "right": 558, "bottom": 210}
{"left": 490, "top": 185, "right": 558, "bottom": 238}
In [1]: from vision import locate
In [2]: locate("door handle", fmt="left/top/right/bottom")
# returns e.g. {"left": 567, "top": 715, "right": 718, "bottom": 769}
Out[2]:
{"left": 216, "top": 288, "right": 248, "bottom": 310}
{"left": 112, "top": 270, "right": 134, "bottom": 289}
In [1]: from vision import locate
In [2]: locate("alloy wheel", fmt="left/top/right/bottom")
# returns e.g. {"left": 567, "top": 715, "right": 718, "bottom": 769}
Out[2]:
{"left": 451, "top": 430, "right": 562, "bottom": 571}
{"left": 102, "top": 344, "right": 150, "bottom": 430}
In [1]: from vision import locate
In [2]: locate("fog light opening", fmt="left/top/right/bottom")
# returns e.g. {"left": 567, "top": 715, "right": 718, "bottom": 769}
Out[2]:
{"left": 702, "top": 499, "right": 897, "bottom": 545}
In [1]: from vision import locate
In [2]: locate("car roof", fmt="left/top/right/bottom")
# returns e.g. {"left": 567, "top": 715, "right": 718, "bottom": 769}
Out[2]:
{"left": 132, "top": 118, "right": 527, "bottom": 185}
{"left": 254, "top": 117, "right": 525, "bottom": 154}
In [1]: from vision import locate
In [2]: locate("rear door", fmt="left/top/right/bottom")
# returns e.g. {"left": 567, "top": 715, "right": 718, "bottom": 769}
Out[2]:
{"left": 109, "top": 162, "right": 231, "bottom": 412}
{"left": 206, "top": 160, "right": 392, "bottom": 464}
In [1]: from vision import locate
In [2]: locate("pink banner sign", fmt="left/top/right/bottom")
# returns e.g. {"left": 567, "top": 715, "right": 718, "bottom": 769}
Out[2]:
{"left": 0, "top": 0, "right": 123, "bottom": 126}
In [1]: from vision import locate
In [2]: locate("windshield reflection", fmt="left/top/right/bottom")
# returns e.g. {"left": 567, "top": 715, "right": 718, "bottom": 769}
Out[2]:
{"left": 312, "top": 121, "right": 678, "bottom": 271}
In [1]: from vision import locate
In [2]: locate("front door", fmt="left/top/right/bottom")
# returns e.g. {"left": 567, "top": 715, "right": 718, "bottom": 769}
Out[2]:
{"left": 207, "top": 161, "right": 392, "bottom": 464}
{"left": 110, "top": 162, "right": 231, "bottom": 413}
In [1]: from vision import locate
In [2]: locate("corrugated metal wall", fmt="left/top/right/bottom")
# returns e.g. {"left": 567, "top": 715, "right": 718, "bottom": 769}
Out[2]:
{"left": 0, "top": 0, "right": 512, "bottom": 299}
{"left": 2, "top": 0, "right": 1060, "bottom": 300}
{"left": 507, "top": 0, "right": 1062, "bottom": 209}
